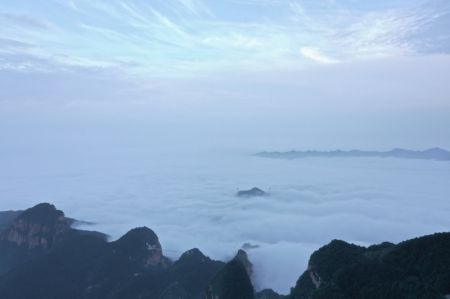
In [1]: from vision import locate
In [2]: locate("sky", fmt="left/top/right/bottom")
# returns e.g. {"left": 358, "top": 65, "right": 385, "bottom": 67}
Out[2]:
{"left": 1, "top": 0, "right": 450, "bottom": 151}
{"left": 1, "top": 0, "right": 450, "bottom": 74}
{"left": 1, "top": 0, "right": 450, "bottom": 152}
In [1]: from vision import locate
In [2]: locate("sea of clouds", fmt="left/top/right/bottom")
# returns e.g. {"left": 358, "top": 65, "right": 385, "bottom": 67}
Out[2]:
{"left": 1, "top": 147, "right": 450, "bottom": 294}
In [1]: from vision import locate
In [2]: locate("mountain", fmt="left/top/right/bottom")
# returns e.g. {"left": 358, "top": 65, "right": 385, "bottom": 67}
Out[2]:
{"left": 0, "top": 203, "right": 71, "bottom": 250}
{"left": 165, "top": 248, "right": 225, "bottom": 298}
{"left": 1, "top": 202, "right": 450, "bottom": 299}
{"left": 255, "top": 148, "right": 450, "bottom": 161}
{"left": 205, "top": 259, "right": 255, "bottom": 299}
{"left": 290, "top": 234, "right": 450, "bottom": 299}
{"left": 0, "top": 225, "right": 219, "bottom": 299}
{"left": 234, "top": 249, "right": 253, "bottom": 277}
{"left": 0, "top": 211, "right": 22, "bottom": 233}
{"left": 0, "top": 204, "right": 233, "bottom": 299}
{"left": 0, "top": 203, "right": 75, "bottom": 274}
{"left": 236, "top": 187, "right": 268, "bottom": 198}
{"left": 111, "top": 227, "right": 168, "bottom": 268}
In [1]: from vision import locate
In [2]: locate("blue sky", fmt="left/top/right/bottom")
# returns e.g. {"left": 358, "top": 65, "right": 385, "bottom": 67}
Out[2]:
{"left": 0, "top": 0, "right": 450, "bottom": 150}
{"left": 1, "top": 0, "right": 449, "bottom": 75}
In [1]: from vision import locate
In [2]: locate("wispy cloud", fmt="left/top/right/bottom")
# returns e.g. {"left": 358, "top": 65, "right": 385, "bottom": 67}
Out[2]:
{"left": 177, "top": 0, "right": 214, "bottom": 17}
{"left": 0, "top": 0, "right": 448, "bottom": 76}
{"left": 300, "top": 47, "right": 340, "bottom": 64}
{"left": 0, "top": 13, "right": 54, "bottom": 30}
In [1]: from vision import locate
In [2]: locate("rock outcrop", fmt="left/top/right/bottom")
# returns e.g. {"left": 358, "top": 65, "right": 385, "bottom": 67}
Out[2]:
{"left": 168, "top": 248, "right": 225, "bottom": 298}
{"left": 112, "top": 227, "right": 167, "bottom": 268}
{"left": 0, "top": 203, "right": 71, "bottom": 250}
{"left": 236, "top": 187, "right": 267, "bottom": 198}
{"left": 3, "top": 202, "right": 450, "bottom": 299}
{"left": 234, "top": 249, "right": 253, "bottom": 277}
{"left": 0, "top": 204, "right": 226, "bottom": 299}
{"left": 205, "top": 259, "right": 255, "bottom": 299}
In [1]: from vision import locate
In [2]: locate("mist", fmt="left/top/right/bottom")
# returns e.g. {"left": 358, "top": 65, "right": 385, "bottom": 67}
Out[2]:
{"left": 1, "top": 140, "right": 450, "bottom": 293}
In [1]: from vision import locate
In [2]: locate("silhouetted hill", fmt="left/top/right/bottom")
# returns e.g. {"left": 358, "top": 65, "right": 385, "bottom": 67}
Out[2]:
{"left": 112, "top": 227, "right": 168, "bottom": 268}
{"left": 169, "top": 248, "right": 225, "bottom": 295}
{"left": 0, "top": 228, "right": 224, "bottom": 299}
{"left": 0, "top": 203, "right": 73, "bottom": 275}
{"left": 237, "top": 187, "right": 268, "bottom": 198}
{"left": 256, "top": 148, "right": 450, "bottom": 161}
{"left": 205, "top": 259, "right": 255, "bottom": 299}
{"left": 1, "top": 203, "right": 450, "bottom": 299}
{"left": 0, "top": 203, "right": 71, "bottom": 250}
{"left": 290, "top": 233, "right": 450, "bottom": 299}
{"left": 233, "top": 249, "right": 253, "bottom": 277}
{"left": 0, "top": 204, "right": 227, "bottom": 299}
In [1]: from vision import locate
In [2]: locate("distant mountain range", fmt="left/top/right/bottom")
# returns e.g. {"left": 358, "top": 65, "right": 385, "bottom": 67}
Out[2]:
{"left": 255, "top": 148, "right": 450, "bottom": 161}
{"left": 1, "top": 203, "right": 450, "bottom": 299}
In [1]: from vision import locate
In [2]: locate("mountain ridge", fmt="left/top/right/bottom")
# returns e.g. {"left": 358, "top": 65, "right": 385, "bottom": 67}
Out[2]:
{"left": 1, "top": 203, "right": 450, "bottom": 299}
{"left": 255, "top": 147, "right": 450, "bottom": 161}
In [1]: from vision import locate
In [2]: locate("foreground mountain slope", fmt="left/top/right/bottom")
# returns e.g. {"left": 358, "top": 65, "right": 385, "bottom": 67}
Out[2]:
{"left": 290, "top": 234, "right": 450, "bottom": 299}
{"left": 0, "top": 228, "right": 227, "bottom": 299}
{"left": 1, "top": 203, "right": 450, "bottom": 299}
{"left": 0, "top": 204, "right": 232, "bottom": 299}
{"left": 0, "top": 231, "right": 109, "bottom": 299}
{"left": 0, "top": 203, "right": 74, "bottom": 274}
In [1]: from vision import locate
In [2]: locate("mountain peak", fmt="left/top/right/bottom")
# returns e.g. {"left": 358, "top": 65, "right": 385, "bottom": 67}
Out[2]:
{"left": 236, "top": 187, "right": 267, "bottom": 198}
{"left": 179, "top": 248, "right": 207, "bottom": 261}
{"left": 233, "top": 249, "right": 253, "bottom": 277}
{"left": 0, "top": 203, "right": 71, "bottom": 250}
{"left": 18, "top": 203, "right": 65, "bottom": 223}
{"left": 205, "top": 259, "right": 255, "bottom": 299}
{"left": 113, "top": 227, "right": 164, "bottom": 267}
{"left": 116, "top": 227, "right": 159, "bottom": 246}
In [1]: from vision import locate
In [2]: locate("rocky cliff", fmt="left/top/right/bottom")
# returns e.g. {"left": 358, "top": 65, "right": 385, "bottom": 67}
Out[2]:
{"left": 205, "top": 259, "right": 255, "bottom": 299}
{"left": 2, "top": 202, "right": 449, "bottom": 299}
{"left": 0, "top": 203, "right": 71, "bottom": 250}
{"left": 112, "top": 227, "right": 169, "bottom": 269}
{"left": 234, "top": 249, "right": 253, "bottom": 277}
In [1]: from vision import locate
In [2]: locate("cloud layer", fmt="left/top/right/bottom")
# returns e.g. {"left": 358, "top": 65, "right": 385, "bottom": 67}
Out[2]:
{"left": 1, "top": 146, "right": 450, "bottom": 293}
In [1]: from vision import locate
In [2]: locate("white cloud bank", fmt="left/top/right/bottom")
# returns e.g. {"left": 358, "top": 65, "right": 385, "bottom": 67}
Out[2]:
{"left": 1, "top": 146, "right": 450, "bottom": 294}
